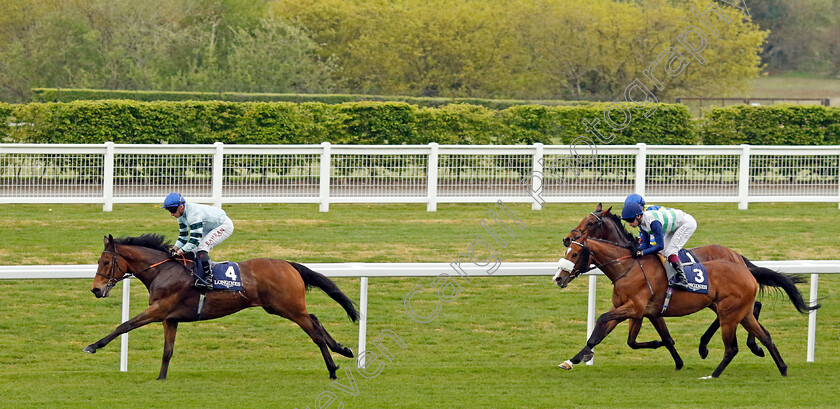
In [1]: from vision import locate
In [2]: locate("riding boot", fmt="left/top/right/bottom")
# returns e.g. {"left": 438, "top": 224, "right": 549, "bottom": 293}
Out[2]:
{"left": 194, "top": 251, "right": 213, "bottom": 290}
{"left": 669, "top": 261, "right": 690, "bottom": 290}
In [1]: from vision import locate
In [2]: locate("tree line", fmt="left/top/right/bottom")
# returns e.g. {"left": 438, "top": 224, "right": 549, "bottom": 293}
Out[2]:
{"left": 2, "top": 0, "right": 826, "bottom": 104}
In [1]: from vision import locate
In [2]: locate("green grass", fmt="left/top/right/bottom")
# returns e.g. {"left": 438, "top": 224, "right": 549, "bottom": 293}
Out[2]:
{"left": 750, "top": 74, "right": 840, "bottom": 104}
{"left": 0, "top": 202, "right": 838, "bottom": 408}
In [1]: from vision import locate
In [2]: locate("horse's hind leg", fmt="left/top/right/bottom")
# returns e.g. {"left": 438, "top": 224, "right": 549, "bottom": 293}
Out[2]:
{"left": 310, "top": 314, "right": 354, "bottom": 358}
{"left": 746, "top": 301, "right": 764, "bottom": 357}
{"left": 740, "top": 312, "right": 787, "bottom": 376}
{"left": 288, "top": 311, "right": 340, "bottom": 379}
{"left": 701, "top": 301, "right": 763, "bottom": 359}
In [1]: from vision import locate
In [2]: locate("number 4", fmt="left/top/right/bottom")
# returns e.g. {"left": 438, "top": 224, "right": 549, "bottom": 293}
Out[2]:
{"left": 225, "top": 266, "right": 238, "bottom": 280}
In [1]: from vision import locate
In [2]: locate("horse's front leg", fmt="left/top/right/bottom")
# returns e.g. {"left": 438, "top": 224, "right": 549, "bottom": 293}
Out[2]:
{"left": 158, "top": 319, "right": 179, "bottom": 380}
{"left": 648, "top": 316, "right": 683, "bottom": 370}
{"left": 627, "top": 318, "right": 662, "bottom": 349}
{"left": 84, "top": 303, "right": 166, "bottom": 353}
{"left": 559, "top": 307, "right": 633, "bottom": 370}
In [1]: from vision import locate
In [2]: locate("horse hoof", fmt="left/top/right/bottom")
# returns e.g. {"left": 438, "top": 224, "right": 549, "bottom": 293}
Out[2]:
{"left": 750, "top": 347, "right": 765, "bottom": 358}
{"left": 699, "top": 346, "right": 709, "bottom": 359}
{"left": 83, "top": 346, "right": 96, "bottom": 354}
{"left": 558, "top": 360, "right": 573, "bottom": 370}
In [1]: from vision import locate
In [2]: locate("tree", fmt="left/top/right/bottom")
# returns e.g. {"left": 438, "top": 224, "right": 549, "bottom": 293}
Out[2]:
{"left": 225, "top": 19, "right": 335, "bottom": 93}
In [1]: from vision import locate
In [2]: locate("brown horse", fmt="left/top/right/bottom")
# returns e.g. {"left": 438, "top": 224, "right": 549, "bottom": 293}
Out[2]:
{"left": 554, "top": 233, "right": 818, "bottom": 378}
{"left": 562, "top": 203, "right": 808, "bottom": 359}
{"left": 85, "top": 234, "right": 357, "bottom": 380}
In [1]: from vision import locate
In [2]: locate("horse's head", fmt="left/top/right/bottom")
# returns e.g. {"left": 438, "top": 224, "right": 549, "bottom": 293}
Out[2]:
{"left": 553, "top": 236, "right": 592, "bottom": 288}
{"left": 91, "top": 235, "right": 129, "bottom": 298}
{"left": 563, "top": 203, "right": 613, "bottom": 247}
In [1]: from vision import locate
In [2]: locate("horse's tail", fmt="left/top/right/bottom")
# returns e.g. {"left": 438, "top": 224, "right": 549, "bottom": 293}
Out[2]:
{"left": 742, "top": 255, "right": 807, "bottom": 285}
{"left": 290, "top": 262, "right": 359, "bottom": 322}
{"left": 747, "top": 263, "right": 820, "bottom": 314}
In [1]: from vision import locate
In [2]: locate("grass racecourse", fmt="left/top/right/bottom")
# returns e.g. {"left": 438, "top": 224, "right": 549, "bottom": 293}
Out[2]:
{"left": 0, "top": 202, "right": 838, "bottom": 409}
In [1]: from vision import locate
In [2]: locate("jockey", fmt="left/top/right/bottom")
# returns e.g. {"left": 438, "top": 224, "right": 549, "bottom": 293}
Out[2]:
{"left": 624, "top": 194, "right": 659, "bottom": 246}
{"left": 161, "top": 193, "right": 234, "bottom": 290}
{"left": 621, "top": 202, "right": 694, "bottom": 290}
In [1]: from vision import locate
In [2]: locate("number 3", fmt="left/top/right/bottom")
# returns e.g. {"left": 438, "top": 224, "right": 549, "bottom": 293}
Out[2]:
{"left": 693, "top": 268, "right": 704, "bottom": 283}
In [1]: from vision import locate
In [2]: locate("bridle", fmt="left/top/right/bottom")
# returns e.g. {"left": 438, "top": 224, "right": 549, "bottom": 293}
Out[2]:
{"left": 567, "top": 211, "right": 604, "bottom": 245}
{"left": 565, "top": 237, "right": 638, "bottom": 284}
{"left": 96, "top": 249, "right": 133, "bottom": 289}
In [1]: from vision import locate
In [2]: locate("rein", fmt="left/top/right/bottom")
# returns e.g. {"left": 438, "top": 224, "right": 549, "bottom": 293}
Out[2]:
{"left": 98, "top": 249, "right": 191, "bottom": 287}
{"left": 570, "top": 238, "right": 654, "bottom": 294}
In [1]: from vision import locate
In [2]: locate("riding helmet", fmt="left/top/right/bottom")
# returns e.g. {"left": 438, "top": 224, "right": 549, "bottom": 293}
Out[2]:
{"left": 621, "top": 202, "right": 644, "bottom": 221}
{"left": 624, "top": 193, "right": 646, "bottom": 207}
{"left": 161, "top": 192, "right": 186, "bottom": 209}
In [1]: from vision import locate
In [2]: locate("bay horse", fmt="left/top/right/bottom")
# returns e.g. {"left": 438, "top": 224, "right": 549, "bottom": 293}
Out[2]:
{"left": 553, "top": 233, "right": 818, "bottom": 378}
{"left": 85, "top": 234, "right": 357, "bottom": 380}
{"left": 562, "top": 203, "right": 808, "bottom": 360}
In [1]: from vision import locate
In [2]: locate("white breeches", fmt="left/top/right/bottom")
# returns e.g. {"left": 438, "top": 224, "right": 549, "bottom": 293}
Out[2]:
{"left": 661, "top": 214, "right": 696, "bottom": 257}
{"left": 197, "top": 217, "right": 234, "bottom": 252}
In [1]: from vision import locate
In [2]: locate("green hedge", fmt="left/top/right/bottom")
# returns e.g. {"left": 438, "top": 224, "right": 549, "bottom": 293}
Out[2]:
{"left": 0, "top": 100, "right": 697, "bottom": 145}
{"left": 30, "top": 88, "right": 593, "bottom": 110}
{"left": 701, "top": 104, "right": 840, "bottom": 145}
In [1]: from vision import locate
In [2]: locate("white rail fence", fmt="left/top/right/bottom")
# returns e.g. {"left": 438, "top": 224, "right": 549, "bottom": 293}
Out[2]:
{"left": 3, "top": 143, "right": 840, "bottom": 211}
{"left": 0, "top": 261, "right": 830, "bottom": 371}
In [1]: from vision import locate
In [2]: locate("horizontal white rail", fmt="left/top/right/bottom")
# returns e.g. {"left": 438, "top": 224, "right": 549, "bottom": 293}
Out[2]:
{"left": 4, "top": 260, "right": 839, "bottom": 278}
{"left": 5, "top": 143, "right": 840, "bottom": 211}
{"left": 0, "top": 260, "right": 830, "bottom": 372}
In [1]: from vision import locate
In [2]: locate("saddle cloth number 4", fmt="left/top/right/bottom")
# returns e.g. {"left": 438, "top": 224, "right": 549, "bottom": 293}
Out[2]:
{"left": 225, "top": 266, "right": 238, "bottom": 281}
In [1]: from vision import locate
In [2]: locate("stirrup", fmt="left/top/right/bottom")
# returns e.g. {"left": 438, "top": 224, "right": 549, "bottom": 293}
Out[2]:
{"left": 669, "top": 275, "right": 690, "bottom": 290}
{"left": 194, "top": 275, "right": 213, "bottom": 290}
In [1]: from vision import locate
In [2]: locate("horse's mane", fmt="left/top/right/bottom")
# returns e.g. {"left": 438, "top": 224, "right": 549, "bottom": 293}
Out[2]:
{"left": 603, "top": 212, "right": 639, "bottom": 251}
{"left": 113, "top": 233, "right": 172, "bottom": 253}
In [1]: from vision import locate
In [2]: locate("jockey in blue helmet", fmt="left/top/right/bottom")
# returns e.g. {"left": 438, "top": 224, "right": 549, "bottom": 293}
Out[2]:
{"left": 621, "top": 202, "right": 693, "bottom": 290}
{"left": 162, "top": 193, "right": 234, "bottom": 291}
{"left": 624, "top": 194, "right": 659, "bottom": 246}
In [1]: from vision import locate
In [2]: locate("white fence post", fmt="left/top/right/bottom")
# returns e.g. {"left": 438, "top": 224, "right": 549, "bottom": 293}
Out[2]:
{"left": 532, "top": 143, "right": 544, "bottom": 211}
{"left": 102, "top": 142, "right": 115, "bottom": 212}
{"left": 212, "top": 142, "right": 224, "bottom": 208}
{"left": 585, "top": 274, "right": 597, "bottom": 365}
{"left": 120, "top": 277, "right": 131, "bottom": 372}
{"left": 807, "top": 273, "right": 818, "bottom": 362}
{"left": 427, "top": 143, "right": 439, "bottom": 212}
{"left": 319, "top": 142, "right": 332, "bottom": 212}
{"left": 634, "top": 143, "right": 646, "bottom": 196}
{"left": 357, "top": 277, "right": 369, "bottom": 368}
{"left": 738, "top": 144, "right": 751, "bottom": 210}
{"left": 837, "top": 155, "right": 840, "bottom": 210}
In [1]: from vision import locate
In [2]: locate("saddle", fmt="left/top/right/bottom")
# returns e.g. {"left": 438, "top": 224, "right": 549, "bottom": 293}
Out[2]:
{"left": 657, "top": 249, "right": 709, "bottom": 294}
{"left": 176, "top": 254, "right": 242, "bottom": 291}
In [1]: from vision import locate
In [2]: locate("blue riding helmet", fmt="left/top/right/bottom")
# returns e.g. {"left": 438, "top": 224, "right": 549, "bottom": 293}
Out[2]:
{"left": 161, "top": 192, "right": 186, "bottom": 209}
{"left": 621, "top": 202, "right": 644, "bottom": 221}
{"left": 624, "top": 194, "right": 646, "bottom": 207}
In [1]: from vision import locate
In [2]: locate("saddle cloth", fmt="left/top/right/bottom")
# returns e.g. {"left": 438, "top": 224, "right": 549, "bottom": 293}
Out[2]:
{"left": 660, "top": 249, "right": 709, "bottom": 294}
{"left": 209, "top": 261, "right": 243, "bottom": 291}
